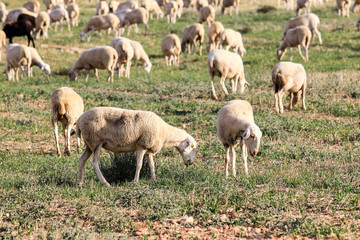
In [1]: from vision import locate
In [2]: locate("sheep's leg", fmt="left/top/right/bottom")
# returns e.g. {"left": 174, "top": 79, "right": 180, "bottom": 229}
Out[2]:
{"left": 165, "top": 56, "right": 169, "bottom": 66}
{"left": 301, "top": 83, "right": 307, "bottom": 110}
{"left": 289, "top": 48, "right": 293, "bottom": 61}
{"left": 126, "top": 61, "right": 131, "bottom": 78}
{"left": 289, "top": 92, "right": 294, "bottom": 110}
{"left": 230, "top": 146, "right": 236, "bottom": 177}
{"left": 199, "top": 42, "right": 202, "bottom": 56}
{"left": 274, "top": 92, "right": 280, "bottom": 113}
{"left": 55, "top": 22, "right": 58, "bottom": 32}
{"left": 241, "top": 144, "right": 248, "bottom": 175}
{"left": 107, "top": 69, "right": 114, "bottom": 83}
{"left": 77, "top": 146, "right": 92, "bottom": 185}
{"left": 146, "top": 154, "right": 156, "bottom": 181}
{"left": 91, "top": 144, "right": 110, "bottom": 186}
{"left": 210, "top": 74, "right": 218, "bottom": 100}
{"left": 315, "top": 28, "right": 322, "bottom": 44}
{"left": 220, "top": 76, "right": 229, "bottom": 96}
{"left": 94, "top": 68, "right": 99, "bottom": 81}
{"left": 297, "top": 45, "right": 306, "bottom": 61}
{"left": 167, "top": 15, "right": 170, "bottom": 23}
{"left": 60, "top": 20, "right": 64, "bottom": 32}
{"left": 134, "top": 149, "right": 147, "bottom": 182}
{"left": 64, "top": 124, "right": 72, "bottom": 156}
{"left": 53, "top": 120, "right": 61, "bottom": 156}
{"left": 225, "top": 45, "right": 230, "bottom": 51}
{"left": 127, "top": 24, "right": 131, "bottom": 36}
{"left": 85, "top": 70, "right": 90, "bottom": 82}
{"left": 224, "top": 145, "right": 230, "bottom": 178}
{"left": 15, "top": 68, "right": 19, "bottom": 81}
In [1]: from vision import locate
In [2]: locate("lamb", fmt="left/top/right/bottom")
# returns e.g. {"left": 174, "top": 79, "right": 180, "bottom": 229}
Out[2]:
{"left": 296, "top": 0, "right": 311, "bottom": 16}
{"left": 5, "top": 43, "right": 32, "bottom": 81}
{"left": 196, "top": 0, "right": 208, "bottom": 11}
{"left": 76, "top": 107, "right": 197, "bottom": 185}
{"left": 109, "top": 0, "right": 120, "bottom": 12}
{"left": 119, "top": 7, "right": 149, "bottom": 35}
{"left": 221, "top": 0, "right": 240, "bottom": 15}
{"left": 141, "top": 0, "right": 164, "bottom": 19}
{"left": 220, "top": 29, "right": 246, "bottom": 57}
{"left": 161, "top": 33, "right": 181, "bottom": 66}
{"left": 115, "top": 0, "right": 138, "bottom": 11}
{"left": 51, "top": 87, "right": 84, "bottom": 157}
{"left": 272, "top": 61, "right": 307, "bottom": 113}
{"left": 216, "top": 100, "right": 262, "bottom": 177}
{"left": 337, "top": 0, "right": 351, "bottom": 17}
{"left": 277, "top": 25, "right": 312, "bottom": 62}
{"left": 181, "top": 23, "right": 204, "bottom": 55}
{"left": 80, "top": 14, "right": 120, "bottom": 42}
{"left": 96, "top": 1, "right": 109, "bottom": 15}
{"left": 352, "top": 0, "right": 360, "bottom": 12}
{"left": 27, "top": 47, "right": 51, "bottom": 77}
{"left": 282, "top": 13, "right": 322, "bottom": 45}
{"left": 198, "top": 5, "right": 215, "bottom": 26}
{"left": 164, "top": 1, "right": 178, "bottom": 23}
{"left": 34, "top": 11, "right": 50, "bottom": 39}
{"left": 206, "top": 21, "right": 224, "bottom": 52}
{"left": 115, "top": 38, "right": 134, "bottom": 78}
{"left": 0, "top": 30, "right": 6, "bottom": 61}
{"left": 69, "top": 46, "right": 118, "bottom": 82}
{"left": 66, "top": 3, "right": 79, "bottom": 27}
{"left": 49, "top": 5, "right": 71, "bottom": 32}
{"left": 0, "top": 2, "right": 8, "bottom": 23}
{"left": 23, "top": 0, "right": 41, "bottom": 13}
{"left": 207, "top": 49, "right": 249, "bottom": 100}
{"left": 3, "top": 15, "right": 36, "bottom": 47}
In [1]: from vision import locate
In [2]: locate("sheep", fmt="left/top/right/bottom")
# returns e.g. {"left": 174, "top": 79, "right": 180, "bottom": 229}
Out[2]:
{"left": 277, "top": 25, "right": 312, "bottom": 62}
{"left": 221, "top": 0, "right": 240, "bottom": 15}
{"left": 80, "top": 14, "right": 120, "bottom": 42}
{"left": 34, "top": 11, "right": 50, "bottom": 39}
{"left": 296, "top": 0, "right": 311, "bottom": 16}
{"left": 5, "top": 43, "right": 32, "bottom": 81}
{"left": 49, "top": 5, "right": 71, "bottom": 32}
{"left": 141, "top": 0, "right": 164, "bottom": 19}
{"left": 198, "top": 5, "right": 215, "bottom": 26}
{"left": 109, "top": 0, "right": 120, "bottom": 12}
{"left": 196, "top": 0, "right": 208, "bottom": 11}
{"left": 115, "top": 0, "right": 138, "bottom": 11}
{"left": 184, "top": 0, "right": 196, "bottom": 8}
{"left": 278, "top": 0, "right": 294, "bottom": 9}
{"left": 69, "top": 46, "right": 118, "bottom": 82}
{"left": 352, "top": 0, "right": 360, "bottom": 12}
{"left": 51, "top": 87, "right": 84, "bottom": 157}
{"left": 4, "top": 8, "right": 37, "bottom": 25}
{"left": 3, "top": 15, "right": 36, "bottom": 47}
{"left": 23, "top": 0, "right": 41, "bottom": 13}
{"left": 164, "top": 1, "right": 178, "bottom": 23}
{"left": 0, "top": 30, "right": 6, "bottom": 61}
{"left": 119, "top": 7, "right": 149, "bottom": 35}
{"left": 176, "top": 0, "right": 184, "bottom": 17}
{"left": 206, "top": 21, "right": 224, "bottom": 52}
{"left": 337, "top": 0, "right": 351, "bottom": 17}
{"left": 0, "top": 2, "right": 8, "bottom": 23}
{"left": 220, "top": 29, "right": 246, "bottom": 57}
{"left": 66, "top": 3, "right": 79, "bottom": 27}
{"left": 96, "top": 0, "right": 109, "bottom": 15}
{"left": 216, "top": 100, "right": 262, "bottom": 177}
{"left": 64, "top": 0, "right": 74, "bottom": 5}
{"left": 282, "top": 13, "right": 322, "bottom": 45}
{"left": 27, "top": 47, "right": 51, "bottom": 77}
{"left": 76, "top": 107, "right": 197, "bottom": 185}
{"left": 207, "top": 49, "right": 249, "bottom": 100}
{"left": 272, "top": 62, "right": 307, "bottom": 114}
{"left": 161, "top": 33, "right": 181, "bottom": 66}
{"left": 115, "top": 38, "right": 134, "bottom": 78}
{"left": 181, "top": 23, "right": 204, "bottom": 55}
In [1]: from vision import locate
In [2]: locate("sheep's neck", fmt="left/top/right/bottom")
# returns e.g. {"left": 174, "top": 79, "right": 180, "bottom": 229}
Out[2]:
{"left": 161, "top": 125, "right": 187, "bottom": 148}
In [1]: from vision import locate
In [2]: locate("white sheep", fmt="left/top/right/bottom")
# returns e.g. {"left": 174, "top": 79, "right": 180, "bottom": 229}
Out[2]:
{"left": 220, "top": 29, "right": 246, "bottom": 57}
{"left": 206, "top": 21, "right": 224, "bottom": 52}
{"left": 164, "top": 1, "right": 178, "bottom": 23}
{"left": 272, "top": 61, "right": 307, "bottom": 113}
{"left": 96, "top": 0, "right": 109, "bottom": 15}
{"left": 198, "top": 5, "right": 215, "bottom": 26}
{"left": 296, "top": 0, "right": 311, "bottom": 16}
{"left": 141, "top": 0, "right": 164, "bottom": 19}
{"left": 34, "top": 11, "right": 50, "bottom": 39}
{"left": 5, "top": 43, "right": 31, "bottom": 81}
{"left": 0, "top": 2, "right": 8, "bottom": 23}
{"left": 27, "top": 47, "right": 51, "bottom": 77}
{"left": 277, "top": 25, "right": 312, "bottom": 62}
{"left": 76, "top": 107, "right": 197, "bottom": 185}
{"left": 115, "top": 38, "right": 134, "bottom": 78}
{"left": 119, "top": 7, "right": 149, "bottom": 35}
{"left": 196, "top": 0, "right": 208, "bottom": 11}
{"left": 176, "top": 0, "right": 184, "bottom": 17}
{"left": 207, "top": 49, "right": 249, "bottom": 100}
{"left": 49, "top": 4, "right": 71, "bottom": 32}
{"left": 221, "top": 0, "right": 240, "bottom": 15}
{"left": 109, "top": 0, "right": 120, "bottom": 12}
{"left": 69, "top": 46, "right": 118, "bottom": 82}
{"left": 80, "top": 14, "right": 120, "bottom": 42}
{"left": 0, "top": 30, "right": 6, "bottom": 61}
{"left": 181, "top": 23, "right": 204, "bottom": 55}
{"left": 51, "top": 87, "right": 84, "bottom": 157}
{"left": 66, "top": 3, "right": 79, "bottom": 27}
{"left": 282, "top": 13, "right": 322, "bottom": 45}
{"left": 337, "top": 0, "right": 351, "bottom": 17}
{"left": 115, "top": 0, "right": 138, "bottom": 11}
{"left": 217, "top": 100, "right": 262, "bottom": 177}
{"left": 161, "top": 33, "right": 181, "bottom": 66}
{"left": 23, "top": 0, "right": 41, "bottom": 13}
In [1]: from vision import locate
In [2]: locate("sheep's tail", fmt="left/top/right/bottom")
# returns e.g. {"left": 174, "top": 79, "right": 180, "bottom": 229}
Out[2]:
{"left": 76, "top": 121, "right": 81, "bottom": 139}
{"left": 58, "top": 102, "right": 66, "bottom": 115}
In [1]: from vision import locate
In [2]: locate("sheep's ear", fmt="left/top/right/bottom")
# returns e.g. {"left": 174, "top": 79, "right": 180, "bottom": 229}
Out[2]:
{"left": 243, "top": 128, "right": 251, "bottom": 140}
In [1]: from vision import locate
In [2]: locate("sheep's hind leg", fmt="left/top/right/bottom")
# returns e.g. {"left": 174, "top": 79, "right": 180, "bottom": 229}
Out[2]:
{"left": 297, "top": 45, "right": 306, "bottom": 61}
{"left": 220, "top": 75, "right": 229, "bottom": 96}
{"left": 53, "top": 120, "right": 61, "bottom": 156}
{"left": 134, "top": 149, "right": 147, "bottom": 182}
{"left": 77, "top": 146, "right": 92, "bottom": 185}
{"left": 230, "top": 146, "right": 237, "bottom": 177}
{"left": 91, "top": 144, "right": 110, "bottom": 186}
{"left": 146, "top": 153, "right": 156, "bottom": 181}
{"left": 64, "top": 123, "right": 72, "bottom": 156}
{"left": 241, "top": 144, "right": 248, "bottom": 175}
{"left": 210, "top": 74, "right": 218, "bottom": 100}
{"left": 224, "top": 145, "right": 230, "bottom": 178}
{"left": 301, "top": 83, "right": 307, "bottom": 110}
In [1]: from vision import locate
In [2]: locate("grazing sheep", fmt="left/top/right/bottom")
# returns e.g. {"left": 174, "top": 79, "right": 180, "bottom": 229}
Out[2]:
{"left": 0, "top": 30, "right": 6, "bottom": 61}
{"left": 51, "top": 87, "right": 84, "bottom": 157}
{"left": 109, "top": 0, "right": 120, "bottom": 12}
{"left": 352, "top": 0, "right": 360, "bottom": 12}
{"left": 196, "top": 0, "right": 208, "bottom": 11}
{"left": 199, "top": 5, "right": 215, "bottom": 26}
{"left": 184, "top": 0, "right": 196, "bottom": 8}
{"left": 141, "top": 0, "right": 164, "bottom": 19}
{"left": 207, "top": 49, "right": 249, "bottom": 100}
{"left": 164, "top": 1, "right": 178, "bottom": 23}
{"left": 217, "top": 100, "right": 262, "bottom": 177}
{"left": 34, "top": 11, "right": 50, "bottom": 39}
{"left": 49, "top": 5, "right": 71, "bottom": 32}
{"left": 3, "top": 15, "right": 36, "bottom": 47}
{"left": 337, "top": 0, "right": 351, "bottom": 17}
{"left": 277, "top": 25, "right": 312, "bottom": 62}
{"left": 69, "top": 46, "right": 118, "bottom": 82}
{"left": 5, "top": 43, "right": 31, "bottom": 81}
{"left": 220, "top": 29, "right": 246, "bottom": 57}
{"left": 23, "top": 0, "right": 41, "bottom": 13}
{"left": 161, "top": 33, "right": 181, "bottom": 66}
{"left": 119, "top": 7, "right": 149, "bottom": 35}
{"left": 296, "top": 0, "right": 311, "bottom": 15}
{"left": 27, "top": 47, "right": 51, "bottom": 77}
{"left": 80, "top": 14, "right": 120, "bottom": 42}
{"left": 272, "top": 61, "right": 307, "bottom": 113}
{"left": 0, "top": 2, "right": 8, "bottom": 23}
{"left": 115, "top": 0, "right": 138, "bottom": 11}
{"left": 181, "top": 23, "right": 204, "bottom": 55}
{"left": 96, "top": 0, "right": 109, "bottom": 15}
{"left": 206, "top": 21, "right": 224, "bottom": 52}
{"left": 221, "top": 0, "right": 240, "bottom": 15}
{"left": 66, "top": 3, "right": 79, "bottom": 27}
{"left": 282, "top": 13, "right": 322, "bottom": 45}
{"left": 115, "top": 38, "right": 134, "bottom": 77}
{"left": 76, "top": 107, "right": 197, "bottom": 185}
{"left": 176, "top": 0, "right": 184, "bottom": 17}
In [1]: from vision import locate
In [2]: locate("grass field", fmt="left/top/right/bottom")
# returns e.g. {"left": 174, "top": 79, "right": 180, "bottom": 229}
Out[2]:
{"left": 0, "top": 0, "right": 360, "bottom": 238}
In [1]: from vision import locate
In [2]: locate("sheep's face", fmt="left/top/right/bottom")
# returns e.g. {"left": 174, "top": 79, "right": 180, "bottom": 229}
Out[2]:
{"left": 68, "top": 71, "right": 77, "bottom": 81}
{"left": 237, "top": 79, "right": 250, "bottom": 94}
{"left": 41, "top": 64, "right": 51, "bottom": 75}
{"left": 177, "top": 136, "right": 197, "bottom": 166}
{"left": 80, "top": 32, "right": 86, "bottom": 41}
{"left": 276, "top": 48, "right": 286, "bottom": 60}
{"left": 143, "top": 62, "right": 152, "bottom": 73}
{"left": 242, "top": 125, "right": 262, "bottom": 157}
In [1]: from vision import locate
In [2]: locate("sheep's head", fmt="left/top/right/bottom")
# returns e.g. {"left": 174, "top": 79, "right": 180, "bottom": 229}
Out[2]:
{"left": 241, "top": 124, "right": 262, "bottom": 157}
{"left": 237, "top": 78, "right": 250, "bottom": 94}
{"left": 41, "top": 64, "right": 51, "bottom": 75}
{"left": 177, "top": 135, "right": 197, "bottom": 166}
{"left": 79, "top": 32, "right": 86, "bottom": 41}
{"left": 68, "top": 70, "right": 77, "bottom": 81}
{"left": 143, "top": 62, "right": 152, "bottom": 73}
{"left": 276, "top": 48, "right": 286, "bottom": 60}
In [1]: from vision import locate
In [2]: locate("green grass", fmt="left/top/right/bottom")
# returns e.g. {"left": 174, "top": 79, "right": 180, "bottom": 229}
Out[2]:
{"left": 0, "top": 0, "right": 359, "bottom": 238}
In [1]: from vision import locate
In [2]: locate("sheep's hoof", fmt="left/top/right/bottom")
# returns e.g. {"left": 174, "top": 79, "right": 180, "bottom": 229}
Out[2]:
{"left": 212, "top": 95, "right": 218, "bottom": 100}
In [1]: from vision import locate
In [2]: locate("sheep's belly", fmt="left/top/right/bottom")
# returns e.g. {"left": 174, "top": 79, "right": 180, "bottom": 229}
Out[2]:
{"left": 103, "top": 142, "right": 138, "bottom": 153}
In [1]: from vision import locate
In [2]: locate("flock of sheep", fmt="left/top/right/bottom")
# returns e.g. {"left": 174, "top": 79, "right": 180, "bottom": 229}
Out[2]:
{"left": 0, "top": 0, "right": 355, "bottom": 185}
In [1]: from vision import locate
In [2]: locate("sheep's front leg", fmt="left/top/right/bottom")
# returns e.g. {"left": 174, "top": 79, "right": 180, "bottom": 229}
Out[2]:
{"left": 165, "top": 56, "right": 169, "bottom": 66}
{"left": 220, "top": 75, "right": 229, "bottom": 96}
{"left": 199, "top": 42, "right": 202, "bottom": 56}
{"left": 53, "top": 120, "right": 61, "bottom": 156}
{"left": 191, "top": 41, "right": 196, "bottom": 55}
{"left": 91, "top": 144, "right": 110, "bottom": 186}
{"left": 146, "top": 154, "right": 156, "bottom": 181}
{"left": 289, "top": 92, "right": 294, "bottom": 110}
{"left": 85, "top": 70, "right": 90, "bottom": 82}
{"left": 231, "top": 146, "right": 237, "bottom": 177}
{"left": 289, "top": 47, "right": 293, "bottom": 61}
{"left": 315, "top": 29, "right": 322, "bottom": 44}
{"left": 94, "top": 68, "right": 99, "bottom": 81}
{"left": 134, "top": 149, "right": 147, "bottom": 182}
{"left": 125, "top": 61, "right": 131, "bottom": 78}
{"left": 241, "top": 144, "right": 248, "bottom": 175}
{"left": 64, "top": 123, "right": 72, "bottom": 156}
{"left": 301, "top": 83, "right": 307, "bottom": 110}
{"left": 297, "top": 45, "right": 306, "bottom": 61}
{"left": 210, "top": 74, "right": 218, "bottom": 100}
{"left": 55, "top": 22, "right": 58, "bottom": 32}
{"left": 77, "top": 146, "right": 92, "bottom": 185}
{"left": 224, "top": 145, "right": 230, "bottom": 178}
